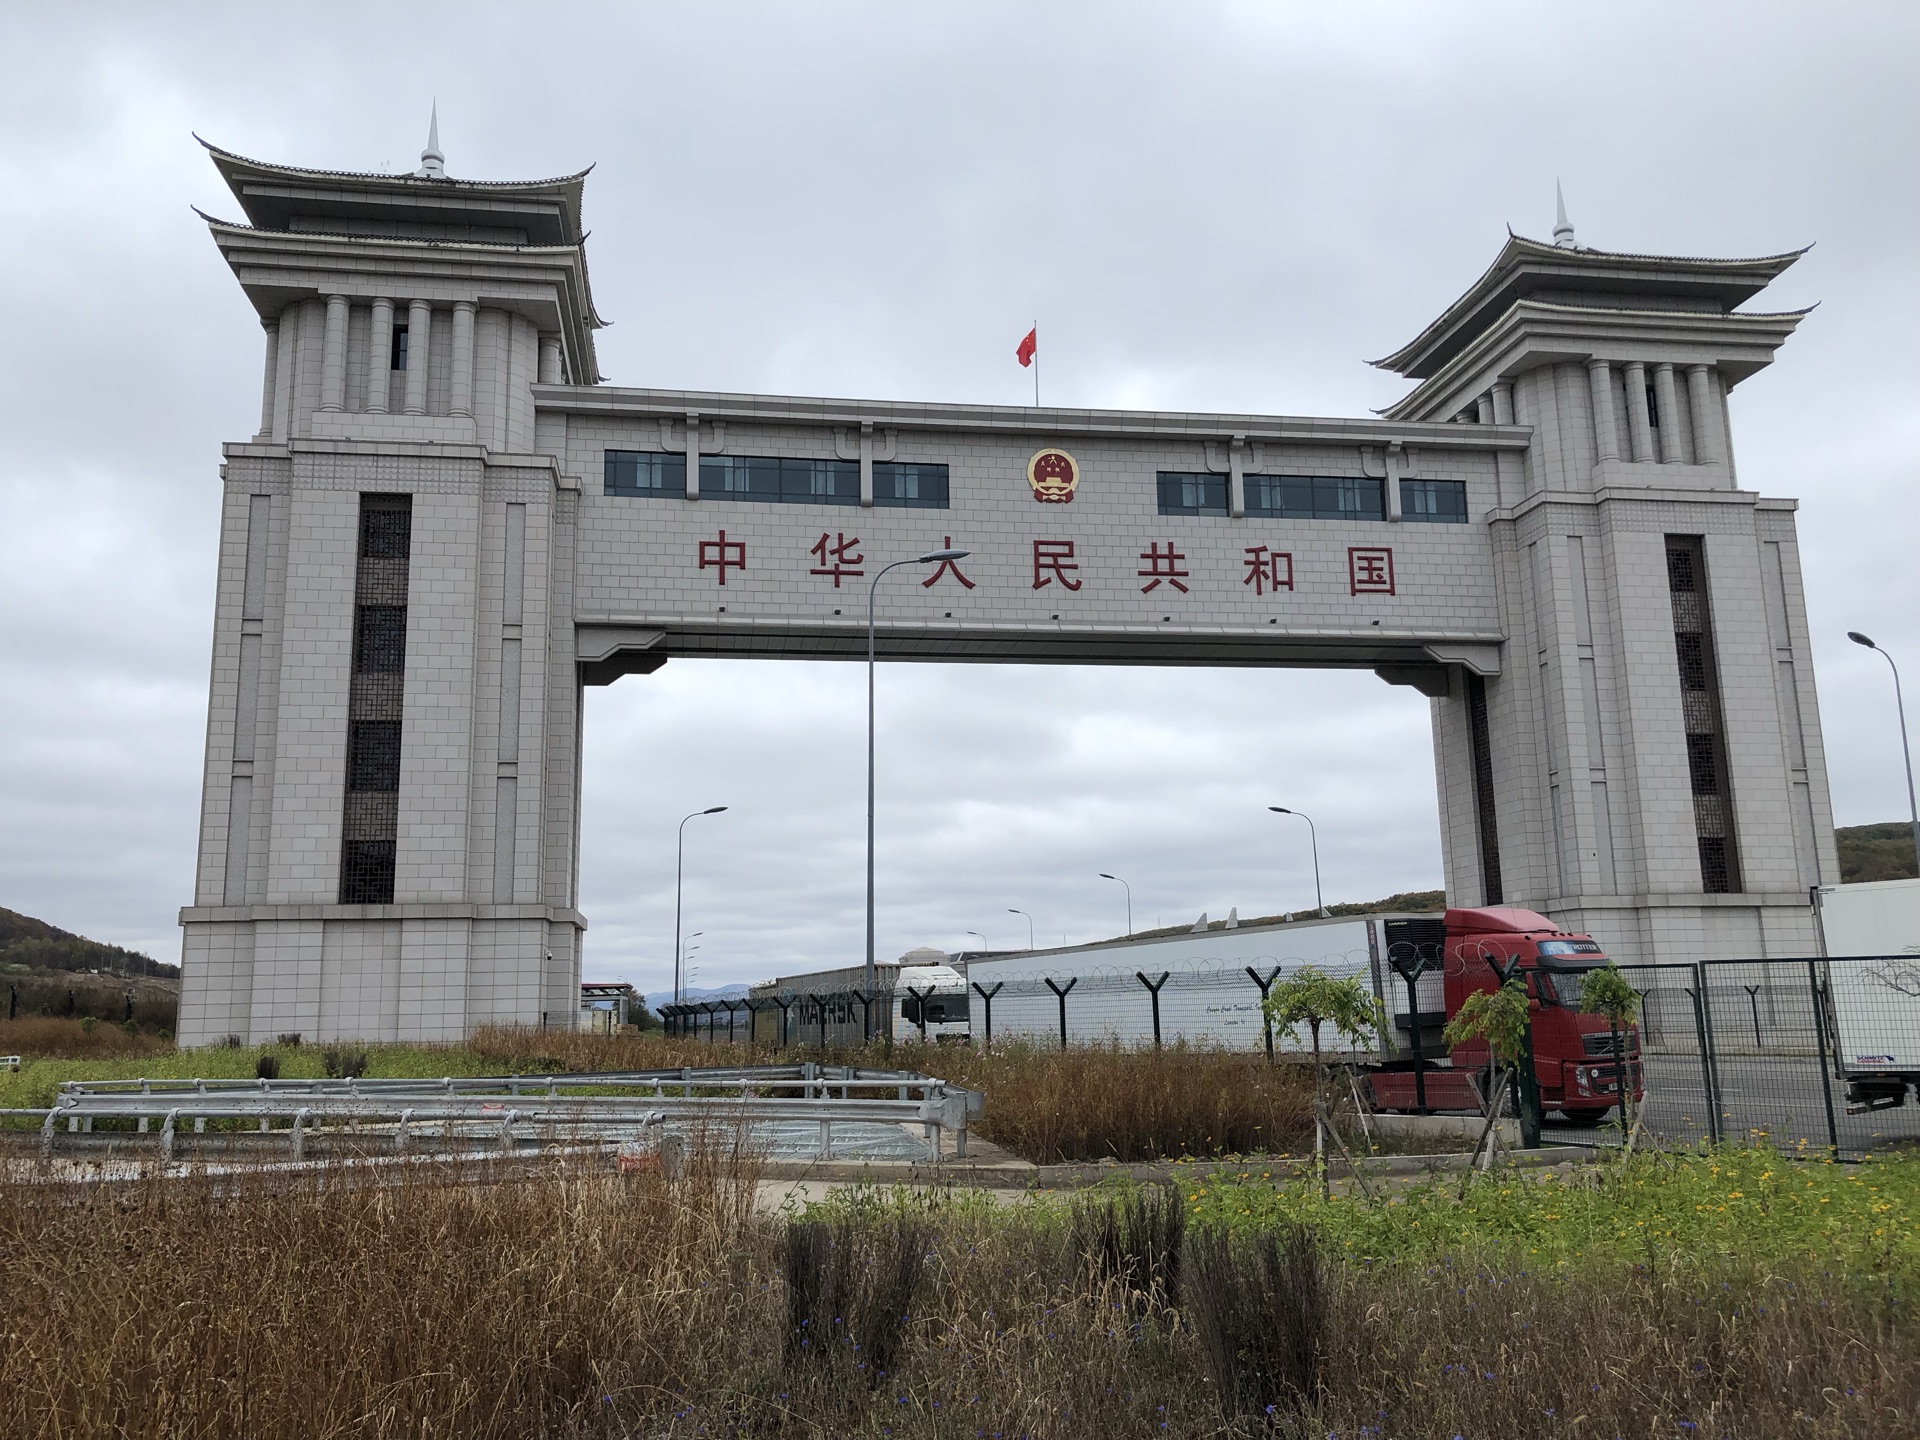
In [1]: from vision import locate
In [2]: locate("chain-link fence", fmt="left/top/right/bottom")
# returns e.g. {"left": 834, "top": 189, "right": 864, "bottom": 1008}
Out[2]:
{"left": 1547, "top": 957, "right": 1920, "bottom": 1160}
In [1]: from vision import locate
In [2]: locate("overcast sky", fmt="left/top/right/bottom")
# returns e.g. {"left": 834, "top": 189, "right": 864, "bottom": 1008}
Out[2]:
{"left": 1, "top": 3, "right": 1916, "bottom": 997}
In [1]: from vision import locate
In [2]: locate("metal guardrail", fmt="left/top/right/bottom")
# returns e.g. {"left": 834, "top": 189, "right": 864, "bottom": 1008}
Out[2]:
{"left": 35, "top": 1063, "right": 983, "bottom": 1164}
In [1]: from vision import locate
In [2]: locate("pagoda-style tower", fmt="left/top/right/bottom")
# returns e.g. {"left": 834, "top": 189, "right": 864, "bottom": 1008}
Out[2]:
{"left": 1375, "top": 205, "right": 1838, "bottom": 961}
{"left": 177, "top": 130, "right": 603, "bottom": 1043}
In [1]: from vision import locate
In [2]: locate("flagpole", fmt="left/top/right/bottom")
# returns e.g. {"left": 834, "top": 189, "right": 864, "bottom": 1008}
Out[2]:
{"left": 1033, "top": 320, "right": 1039, "bottom": 407}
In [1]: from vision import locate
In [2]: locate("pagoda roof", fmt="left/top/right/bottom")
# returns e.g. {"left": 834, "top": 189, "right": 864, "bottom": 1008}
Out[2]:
{"left": 1374, "top": 232, "right": 1810, "bottom": 379}
{"left": 197, "top": 137, "right": 591, "bottom": 248}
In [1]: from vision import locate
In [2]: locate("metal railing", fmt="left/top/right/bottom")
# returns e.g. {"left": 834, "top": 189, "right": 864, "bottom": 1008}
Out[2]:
{"left": 33, "top": 1064, "right": 983, "bottom": 1165}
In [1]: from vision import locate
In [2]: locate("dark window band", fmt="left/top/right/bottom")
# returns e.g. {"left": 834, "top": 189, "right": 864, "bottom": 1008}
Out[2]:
{"left": 604, "top": 451, "right": 949, "bottom": 508}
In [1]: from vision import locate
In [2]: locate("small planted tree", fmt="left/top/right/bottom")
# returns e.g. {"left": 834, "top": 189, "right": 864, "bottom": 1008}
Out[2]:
{"left": 1261, "top": 967, "right": 1385, "bottom": 1198}
{"left": 1442, "top": 975, "right": 1530, "bottom": 1176}
{"left": 1579, "top": 963, "right": 1643, "bottom": 1147}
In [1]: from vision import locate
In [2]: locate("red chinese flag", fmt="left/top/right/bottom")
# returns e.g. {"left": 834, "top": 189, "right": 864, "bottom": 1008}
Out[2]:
{"left": 1016, "top": 327, "right": 1037, "bottom": 368}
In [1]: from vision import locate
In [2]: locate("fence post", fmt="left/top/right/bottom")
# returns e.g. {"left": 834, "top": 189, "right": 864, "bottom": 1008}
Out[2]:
{"left": 970, "top": 981, "right": 1002, "bottom": 1048}
{"left": 1247, "top": 966, "right": 1281, "bottom": 1061}
{"left": 1684, "top": 974, "right": 1720, "bottom": 1145}
{"left": 1489, "top": 956, "right": 1542, "bottom": 1149}
{"left": 1808, "top": 959, "right": 1841, "bottom": 1156}
{"left": 1388, "top": 952, "right": 1441, "bottom": 1113}
{"left": 1135, "top": 971, "right": 1169, "bottom": 1048}
{"left": 774, "top": 996, "right": 792, "bottom": 1049}
{"left": 1744, "top": 984, "right": 1763, "bottom": 1050}
{"left": 1044, "top": 977, "right": 1077, "bottom": 1050}
{"left": 1696, "top": 963, "right": 1728, "bottom": 1140}
{"left": 906, "top": 985, "right": 934, "bottom": 1042}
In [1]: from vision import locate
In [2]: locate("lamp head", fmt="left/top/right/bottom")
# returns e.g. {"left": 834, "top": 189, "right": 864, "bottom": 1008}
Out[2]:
{"left": 1099, "top": 873, "right": 1116, "bottom": 880}
{"left": 703, "top": 805, "right": 729, "bottom": 815}
{"left": 1269, "top": 806, "right": 1292, "bottom": 815}
{"left": 1007, "top": 908, "right": 1022, "bottom": 915}
{"left": 1849, "top": 631, "right": 1877, "bottom": 649}
{"left": 920, "top": 548, "right": 970, "bottom": 563}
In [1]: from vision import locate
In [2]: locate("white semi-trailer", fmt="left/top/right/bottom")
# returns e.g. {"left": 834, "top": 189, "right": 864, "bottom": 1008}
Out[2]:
{"left": 1814, "top": 876, "right": 1920, "bottom": 1111}
{"left": 960, "top": 913, "right": 1439, "bottom": 1055}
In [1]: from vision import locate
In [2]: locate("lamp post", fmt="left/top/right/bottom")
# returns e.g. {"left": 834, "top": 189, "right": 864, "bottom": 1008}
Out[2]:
{"left": 674, "top": 809, "right": 726, "bottom": 1007}
{"left": 964, "top": 929, "right": 986, "bottom": 956}
{"left": 1098, "top": 873, "right": 1133, "bottom": 936}
{"left": 866, "top": 548, "right": 971, "bottom": 1037}
{"left": 1008, "top": 908, "right": 1035, "bottom": 950}
{"left": 1849, "top": 632, "right": 1920, "bottom": 871}
{"left": 1269, "top": 806, "right": 1329, "bottom": 917}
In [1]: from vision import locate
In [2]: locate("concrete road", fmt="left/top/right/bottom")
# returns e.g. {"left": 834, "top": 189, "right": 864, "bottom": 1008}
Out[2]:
{"left": 1544, "top": 1052, "right": 1920, "bottom": 1156}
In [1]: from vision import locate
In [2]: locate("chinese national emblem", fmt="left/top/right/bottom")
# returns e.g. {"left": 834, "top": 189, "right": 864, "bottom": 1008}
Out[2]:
{"left": 1026, "top": 448, "right": 1079, "bottom": 504}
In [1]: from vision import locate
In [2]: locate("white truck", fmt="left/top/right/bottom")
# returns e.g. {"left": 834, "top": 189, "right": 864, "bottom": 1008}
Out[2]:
{"left": 1814, "top": 876, "right": 1920, "bottom": 1111}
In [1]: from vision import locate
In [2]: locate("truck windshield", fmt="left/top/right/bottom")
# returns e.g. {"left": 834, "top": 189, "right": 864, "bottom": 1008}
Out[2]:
{"left": 1539, "top": 967, "right": 1599, "bottom": 1007}
{"left": 1537, "top": 939, "right": 1604, "bottom": 956}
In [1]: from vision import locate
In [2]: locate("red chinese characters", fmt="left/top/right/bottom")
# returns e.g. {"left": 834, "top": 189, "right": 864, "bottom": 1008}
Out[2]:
{"left": 698, "top": 529, "right": 746, "bottom": 585}
{"left": 1137, "top": 542, "right": 1190, "bottom": 593}
{"left": 1242, "top": 546, "right": 1294, "bottom": 596}
{"left": 920, "top": 537, "right": 976, "bottom": 589}
{"left": 1348, "top": 546, "right": 1395, "bottom": 595}
{"left": 808, "top": 531, "right": 865, "bottom": 587}
{"left": 1032, "top": 539, "right": 1082, "bottom": 591}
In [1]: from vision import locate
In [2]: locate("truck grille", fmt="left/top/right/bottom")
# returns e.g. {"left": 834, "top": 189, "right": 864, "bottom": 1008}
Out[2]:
{"left": 1582, "top": 1031, "right": 1639, "bottom": 1059}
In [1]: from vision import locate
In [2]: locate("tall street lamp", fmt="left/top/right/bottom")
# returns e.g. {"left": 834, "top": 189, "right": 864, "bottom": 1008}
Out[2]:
{"left": 1269, "top": 806, "right": 1330, "bottom": 917}
{"left": 1008, "top": 908, "right": 1035, "bottom": 950}
{"left": 964, "top": 929, "right": 986, "bottom": 955}
{"left": 1098, "top": 873, "right": 1133, "bottom": 936}
{"left": 1849, "top": 632, "right": 1920, "bottom": 871}
{"left": 866, "top": 547, "right": 971, "bottom": 1037}
{"left": 675, "top": 808, "right": 727, "bottom": 1006}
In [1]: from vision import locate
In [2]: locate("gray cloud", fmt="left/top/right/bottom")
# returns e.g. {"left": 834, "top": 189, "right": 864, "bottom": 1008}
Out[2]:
{"left": 1, "top": 3, "right": 1915, "bottom": 996}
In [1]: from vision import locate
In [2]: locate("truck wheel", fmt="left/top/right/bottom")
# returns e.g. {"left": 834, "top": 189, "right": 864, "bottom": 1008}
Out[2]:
{"left": 1559, "top": 1107, "right": 1611, "bottom": 1123}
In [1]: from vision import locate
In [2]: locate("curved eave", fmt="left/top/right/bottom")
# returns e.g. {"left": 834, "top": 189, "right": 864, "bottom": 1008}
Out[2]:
{"left": 1379, "top": 298, "right": 1815, "bottom": 422}
{"left": 1372, "top": 232, "right": 1813, "bottom": 378}
{"left": 197, "top": 135, "right": 591, "bottom": 195}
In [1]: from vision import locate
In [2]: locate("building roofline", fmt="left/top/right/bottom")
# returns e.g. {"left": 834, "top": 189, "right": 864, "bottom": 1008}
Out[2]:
{"left": 1373, "top": 231, "right": 1812, "bottom": 379}
{"left": 1378, "top": 296, "right": 1815, "bottom": 422}
{"left": 196, "top": 134, "right": 593, "bottom": 194}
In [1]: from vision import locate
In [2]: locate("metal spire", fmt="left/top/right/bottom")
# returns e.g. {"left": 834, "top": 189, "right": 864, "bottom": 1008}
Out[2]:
{"left": 415, "top": 103, "right": 445, "bottom": 179}
{"left": 1552, "top": 179, "right": 1577, "bottom": 248}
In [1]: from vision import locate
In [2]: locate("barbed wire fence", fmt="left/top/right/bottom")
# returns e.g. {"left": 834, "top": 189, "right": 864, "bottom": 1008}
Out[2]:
{"left": 658, "top": 953, "right": 1920, "bottom": 1160}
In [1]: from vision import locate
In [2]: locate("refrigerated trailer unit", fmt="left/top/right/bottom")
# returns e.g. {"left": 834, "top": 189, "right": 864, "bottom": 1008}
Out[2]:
{"left": 1814, "top": 877, "right": 1920, "bottom": 1111}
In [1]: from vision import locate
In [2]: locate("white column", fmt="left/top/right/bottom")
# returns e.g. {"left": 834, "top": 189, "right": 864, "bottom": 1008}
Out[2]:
{"left": 1653, "top": 363, "right": 1682, "bottom": 464}
{"left": 1623, "top": 361, "right": 1653, "bottom": 462}
{"left": 1686, "top": 364, "right": 1719, "bottom": 465}
{"left": 258, "top": 321, "right": 279, "bottom": 437}
{"left": 1490, "top": 382, "right": 1514, "bottom": 426}
{"left": 684, "top": 412, "right": 700, "bottom": 500}
{"left": 450, "top": 301, "right": 476, "bottom": 418}
{"left": 404, "top": 299, "right": 431, "bottom": 415}
{"left": 1586, "top": 359, "right": 1618, "bottom": 462}
{"left": 859, "top": 421, "right": 874, "bottom": 507}
{"left": 537, "top": 335, "right": 563, "bottom": 385}
{"left": 1475, "top": 394, "right": 1494, "bottom": 424}
{"left": 367, "top": 299, "right": 394, "bottom": 414}
{"left": 319, "top": 294, "right": 349, "bottom": 412}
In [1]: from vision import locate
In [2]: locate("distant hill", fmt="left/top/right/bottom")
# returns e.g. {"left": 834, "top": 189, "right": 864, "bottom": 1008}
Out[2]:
{"left": 0, "top": 906, "right": 177, "bottom": 978}
{"left": 643, "top": 984, "right": 750, "bottom": 1011}
{"left": 1837, "top": 823, "right": 1919, "bottom": 884}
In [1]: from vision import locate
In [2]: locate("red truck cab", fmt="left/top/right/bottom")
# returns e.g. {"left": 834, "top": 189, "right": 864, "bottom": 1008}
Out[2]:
{"left": 1369, "top": 906, "right": 1643, "bottom": 1121}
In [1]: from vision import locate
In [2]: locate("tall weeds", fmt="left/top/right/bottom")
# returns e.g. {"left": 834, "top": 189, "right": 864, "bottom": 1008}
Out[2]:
{"left": 1, "top": 1153, "right": 1912, "bottom": 1438}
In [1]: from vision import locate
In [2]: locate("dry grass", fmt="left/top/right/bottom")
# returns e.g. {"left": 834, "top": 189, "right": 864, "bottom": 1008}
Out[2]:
{"left": 0, "top": 1016, "right": 173, "bottom": 1060}
{"left": 1, "top": 1153, "right": 1912, "bottom": 1439}
{"left": 468, "top": 1028, "right": 1321, "bottom": 1163}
